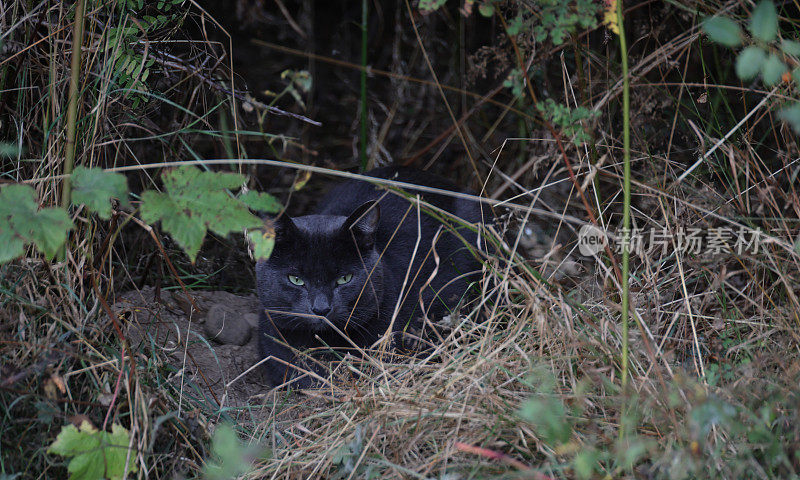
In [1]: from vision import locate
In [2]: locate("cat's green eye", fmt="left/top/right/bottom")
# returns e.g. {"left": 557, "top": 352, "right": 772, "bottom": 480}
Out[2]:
{"left": 288, "top": 275, "right": 305, "bottom": 286}
{"left": 336, "top": 273, "right": 353, "bottom": 285}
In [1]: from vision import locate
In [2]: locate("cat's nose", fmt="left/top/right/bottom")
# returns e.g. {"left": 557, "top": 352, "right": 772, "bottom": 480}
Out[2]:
{"left": 311, "top": 295, "right": 331, "bottom": 317}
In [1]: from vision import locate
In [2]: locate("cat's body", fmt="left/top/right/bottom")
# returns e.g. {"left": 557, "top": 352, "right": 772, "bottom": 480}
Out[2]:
{"left": 255, "top": 167, "right": 488, "bottom": 387}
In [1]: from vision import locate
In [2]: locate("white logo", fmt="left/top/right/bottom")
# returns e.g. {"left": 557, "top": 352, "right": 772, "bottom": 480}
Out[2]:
{"left": 578, "top": 225, "right": 607, "bottom": 256}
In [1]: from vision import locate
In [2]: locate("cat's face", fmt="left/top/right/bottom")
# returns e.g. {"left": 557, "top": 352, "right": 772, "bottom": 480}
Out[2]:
{"left": 255, "top": 202, "right": 384, "bottom": 335}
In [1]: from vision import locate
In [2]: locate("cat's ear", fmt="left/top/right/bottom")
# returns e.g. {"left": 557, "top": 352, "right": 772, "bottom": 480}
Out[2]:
{"left": 271, "top": 214, "right": 299, "bottom": 242}
{"left": 343, "top": 201, "right": 380, "bottom": 247}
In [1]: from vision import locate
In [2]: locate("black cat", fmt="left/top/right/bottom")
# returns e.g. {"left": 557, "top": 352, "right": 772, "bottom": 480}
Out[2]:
{"left": 255, "top": 166, "right": 489, "bottom": 387}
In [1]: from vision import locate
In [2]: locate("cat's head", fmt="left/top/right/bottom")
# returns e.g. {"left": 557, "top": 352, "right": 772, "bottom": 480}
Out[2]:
{"left": 255, "top": 201, "right": 384, "bottom": 334}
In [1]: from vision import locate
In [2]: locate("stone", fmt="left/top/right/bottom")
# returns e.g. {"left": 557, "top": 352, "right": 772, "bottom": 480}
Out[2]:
{"left": 243, "top": 312, "right": 260, "bottom": 329}
{"left": 203, "top": 303, "right": 252, "bottom": 346}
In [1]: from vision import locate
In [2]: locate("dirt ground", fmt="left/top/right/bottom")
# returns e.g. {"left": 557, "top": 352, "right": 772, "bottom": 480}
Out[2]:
{"left": 114, "top": 287, "right": 271, "bottom": 417}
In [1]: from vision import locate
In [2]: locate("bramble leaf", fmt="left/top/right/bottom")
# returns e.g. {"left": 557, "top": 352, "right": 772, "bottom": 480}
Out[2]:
{"left": 417, "top": 0, "right": 446, "bottom": 12}
{"left": 478, "top": 3, "right": 494, "bottom": 17}
{"left": 139, "top": 167, "right": 263, "bottom": 262}
{"left": 690, "top": 397, "right": 737, "bottom": 438}
{"left": 105, "top": 424, "right": 135, "bottom": 480}
{"left": 761, "top": 53, "right": 787, "bottom": 85}
{"left": 778, "top": 104, "right": 800, "bottom": 134}
{"left": 64, "top": 451, "right": 105, "bottom": 480}
{"left": 239, "top": 191, "right": 282, "bottom": 214}
{"left": 203, "top": 424, "right": 270, "bottom": 480}
{"left": 48, "top": 421, "right": 136, "bottom": 480}
{"left": 140, "top": 190, "right": 205, "bottom": 260}
{"left": 0, "top": 142, "right": 21, "bottom": 158}
{"left": 0, "top": 225, "right": 25, "bottom": 264}
{"left": 703, "top": 16, "right": 742, "bottom": 47}
{"left": 506, "top": 14, "right": 524, "bottom": 36}
{"left": 781, "top": 39, "right": 800, "bottom": 57}
{"left": 735, "top": 46, "right": 767, "bottom": 80}
{"left": 29, "top": 208, "right": 74, "bottom": 259}
{"left": 72, "top": 167, "right": 129, "bottom": 220}
{"left": 519, "top": 395, "right": 572, "bottom": 445}
{"left": 749, "top": 1, "right": 778, "bottom": 43}
{"left": 48, "top": 421, "right": 100, "bottom": 457}
{"left": 573, "top": 449, "right": 599, "bottom": 480}
{"left": 248, "top": 226, "right": 275, "bottom": 261}
{"left": 0, "top": 184, "right": 73, "bottom": 262}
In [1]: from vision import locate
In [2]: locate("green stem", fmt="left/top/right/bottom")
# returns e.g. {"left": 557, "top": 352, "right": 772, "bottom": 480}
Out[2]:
{"left": 61, "top": 0, "right": 86, "bottom": 209}
{"left": 359, "top": 0, "right": 368, "bottom": 172}
{"left": 617, "top": 0, "right": 632, "bottom": 393}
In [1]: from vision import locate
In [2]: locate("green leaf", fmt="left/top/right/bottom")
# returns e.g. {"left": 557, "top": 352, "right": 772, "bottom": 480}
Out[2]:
{"left": 0, "top": 184, "right": 73, "bottom": 262}
{"left": 735, "top": 46, "right": 767, "bottom": 80}
{"left": 573, "top": 449, "right": 599, "bottom": 480}
{"left": 207, "top": 204, "right": 262, "bottom": 237}
{"left": 778, "top": 104, "right": 800, "bottom": 134}
{"left": 28, "top": 208, "right": 74, "bottom": 259}
{"left": 139, "top": 167, "right": 262, "bottom": 262}
{"left": 478, "top": 3, "right": 494, "bottom": 17}
{"left": 138, "top": 190, "right": 174, "bottom": 226}
{"left": 141, "top": 191, "right": 205, "bottom": 260}
{"left": 780, "top": 39, "right": 800, "bottom": 57}
{"left": 535, "top": 99, "right": 597, "bottom": 145}
{"left": 519, "top": 396, "right": 572, "bottom": 445}
{"left": 507, "top": 14, "right": 524, "bottom": 36}
{"left": 239, "top": 191, "right": 282, "bottom": 214}
{"left": 203, "top": 424, "right": 269, "bottom": 480}
{"left": 0, "top": 223, "right": 25, "bottom": 264}
{"left": 503, "top": 68, "right": 525, "bottom": 98}
{"left": 48, "top": 421, "right": 136, "bottom": 480}
{"left": 529, "top": 1, "right": 600, "bottom": 44}
{"left": 248, "top": 228, "right": 275, "bottom": 261}
{"left": 703, "top": 16, "right": 742, "bottom": 47}
{"left": 749, "top": 1, "right": 778, "bottom": 43}
{"left": 165, "top": 165, "right": 245, "bottom": 191}
{"left": 690, "top": 397, "right": 737, "bottom": 437}
{"left": 761, "top": 53, "right": 787, "bottom": 85}
{"left": 71, "top": 167, "right": 129, "bottom": 220}
{"left": 105, "top": 424, "right": 134, "bottom": 480}
{"left": 615, "top": 435, "right": 651, "bottom": 470}
{"left": 65, "top": 451, "right": 105, "bottom": 480}
{"left": 48, "top": 422, "right": 100, "bottom": 457}
{"left": 417, "top": 0, "right": 446, "bottom": 12}
{"left": 0, "top": 142, "right": 21, "bottom": 158}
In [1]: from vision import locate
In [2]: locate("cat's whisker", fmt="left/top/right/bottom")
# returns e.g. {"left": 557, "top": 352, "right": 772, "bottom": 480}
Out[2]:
{"left": 342, "top": 315, "right": 376, "bottom": 337}
{"left": 341, "top": 318, "right": 372, "bottom": 337}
